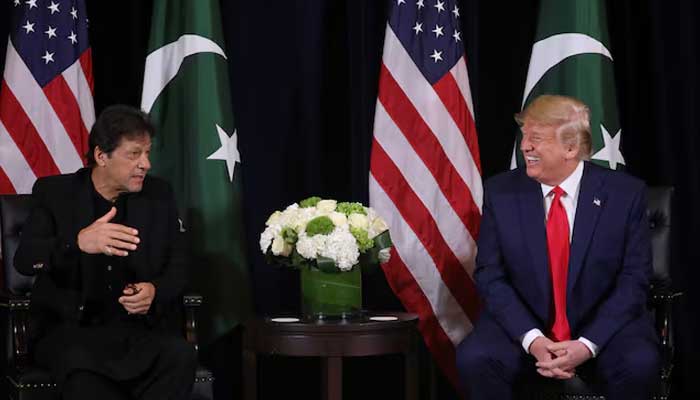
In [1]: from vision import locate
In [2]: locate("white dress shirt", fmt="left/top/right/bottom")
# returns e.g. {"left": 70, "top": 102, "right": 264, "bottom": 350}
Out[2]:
{"left": 520, "top": 161, "right": 599, "bottom": 357}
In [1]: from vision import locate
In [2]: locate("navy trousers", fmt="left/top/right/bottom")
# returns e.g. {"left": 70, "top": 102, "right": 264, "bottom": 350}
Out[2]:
{"left": 456, "top": 312, "right": 660, "bottom": 400}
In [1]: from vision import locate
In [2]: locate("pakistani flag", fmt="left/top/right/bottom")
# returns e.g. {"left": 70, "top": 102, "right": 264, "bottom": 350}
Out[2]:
{"left": 140, "top": 0, "right": 251, "bottom": 342}
{"left": 511, "top": 0, "right": 625, "bottom": 170}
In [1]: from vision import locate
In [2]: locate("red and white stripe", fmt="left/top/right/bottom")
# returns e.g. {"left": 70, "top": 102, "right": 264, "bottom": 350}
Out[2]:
{"left": 0, "top": 40, "right": 94, "bottom": 194}
{"left": 370, "top": 27, "right": 483, "bottom": 388}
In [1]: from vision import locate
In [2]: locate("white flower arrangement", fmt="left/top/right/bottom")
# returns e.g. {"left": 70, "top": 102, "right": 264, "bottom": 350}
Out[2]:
{"left": 260, "top": 197, "right": 392, "bottom": 272}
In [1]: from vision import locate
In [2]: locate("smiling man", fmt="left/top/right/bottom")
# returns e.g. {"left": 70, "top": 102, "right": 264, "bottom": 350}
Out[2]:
{"left": 456, "top": 95, "right": 659, "bottom": 400}
{"left": 14, "top": 105, "right": 196, "bottom": 400}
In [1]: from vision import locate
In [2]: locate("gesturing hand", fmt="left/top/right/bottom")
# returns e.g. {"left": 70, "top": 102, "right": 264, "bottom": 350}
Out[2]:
{"left": 77, "top": 207, "right": 140, "bottom": 256}
{"left": 118, "top": 282, "right": 156, "bottom": 314}
{"left": 536, "top": 340, "right": 592, "bottom": 376}
{"left": 529, "top": 336, "right": 575, "bottom": 379}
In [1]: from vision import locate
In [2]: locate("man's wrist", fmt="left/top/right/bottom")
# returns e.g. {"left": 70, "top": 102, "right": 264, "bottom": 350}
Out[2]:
{"left": 521, "top": 328, "right": 545, "bottom": 353}
{"left": 577, "top": 337, "right": 598, "bottom": 358}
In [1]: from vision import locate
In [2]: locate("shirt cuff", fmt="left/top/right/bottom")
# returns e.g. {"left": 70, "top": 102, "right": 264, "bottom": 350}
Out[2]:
{"left": 577, "top": 336, "right": 599, "bottom": 358}
{"left": 521, "top": 329, "right": 545, "bottom": 353}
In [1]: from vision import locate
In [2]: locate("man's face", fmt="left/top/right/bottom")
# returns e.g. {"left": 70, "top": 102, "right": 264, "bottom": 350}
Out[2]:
{"left": 519, "top": 118, "right": 577, "bottom": 186}
{"left": 101, "top": 134, "right": 152, "bottom": 194}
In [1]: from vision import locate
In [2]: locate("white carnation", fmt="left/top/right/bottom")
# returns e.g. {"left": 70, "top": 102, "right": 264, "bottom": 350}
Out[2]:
{"left": 316, "top": 199, "right": 337, "bottom": 213}
{"left": 266, "top": 211, "right": 283, "bottom": 226}
{"left": 369, "top": 216, "right": 389, "bottom": 239}
{"left": 378, "top": 248, "right": 392, "bottom": 264}
{"left": 319, "top": 226, "right": 360, "bottom": 271}
{"left": 271, "top": 234, "right": 293, "bottom": 256}
{"left": 259, "top": 224, "right": 281, "bottom": 253}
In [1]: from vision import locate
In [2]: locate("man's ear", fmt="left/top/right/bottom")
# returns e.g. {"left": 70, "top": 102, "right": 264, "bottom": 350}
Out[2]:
{"left": 94, "top": 147, "right": 107, "bottom": 166}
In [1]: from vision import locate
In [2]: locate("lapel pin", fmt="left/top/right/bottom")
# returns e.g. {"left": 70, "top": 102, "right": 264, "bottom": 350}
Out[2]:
{"left": 593, "top": 198, "right": 601, "bottom": 207}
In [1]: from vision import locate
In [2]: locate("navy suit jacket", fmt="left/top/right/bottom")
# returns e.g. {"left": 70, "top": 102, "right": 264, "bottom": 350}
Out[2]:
{"left": 474, "top": 161, "right": 653, "bottom": 350}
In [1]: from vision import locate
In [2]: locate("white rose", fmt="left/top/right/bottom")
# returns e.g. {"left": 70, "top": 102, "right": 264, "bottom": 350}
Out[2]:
{"left": 348, "top": 213, "right": 369, "bottom": 230}
{"left": 266, "top": 211, "right": 282, "bottom": 226}
{"left": 316, "top": 199, "right": 337, "bottom": 213}
{"left": 271, "top": 235, "right": 293, "bottom": 257}
{"left": 369, "top": 216, "right": 389, "bottom": 238}
{"left": 328, "top": 211, "right": 348, "bottom": 227}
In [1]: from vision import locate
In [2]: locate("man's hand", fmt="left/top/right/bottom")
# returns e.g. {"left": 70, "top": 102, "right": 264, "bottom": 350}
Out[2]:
{"left": 535, "top": 340, "right": 592, "bottom": 377}
{"left": 118, "top": 282, "right": 156, "bottom": 314}
{"left": 77, "top": 207, "right": 140, "bottom": 256}
{"left": 529, "top": 336, "right": 575, "bottom": 379}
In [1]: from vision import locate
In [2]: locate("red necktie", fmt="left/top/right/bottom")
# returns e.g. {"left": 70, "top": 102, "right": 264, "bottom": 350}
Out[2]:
{"left": 546, "top": 186, "right": 571, "bottom": 341}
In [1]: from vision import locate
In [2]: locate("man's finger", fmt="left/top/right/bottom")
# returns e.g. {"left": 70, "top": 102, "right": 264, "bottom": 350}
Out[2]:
{"left": 106, "top": 230, "right": 140, "bottom": 245}
{"left": 109, "top": 239, "right": 138, "bottom": 252}
{"left": 546, "top": 342, "right": 569, "bottom": 352}
{"left": 96, "top": 207, "right": 117, "bottom": 223}
{"left": 536, "top": 356, "right": 569, "bottom": 370}
{"left": 104, "top": 223, "right": 139, "bottom": 237}
{"left": 551, "top": 368, "right": 574, "bottom": 379}
{"left": 537, "top": 368, "right": 554, "bottom": 378}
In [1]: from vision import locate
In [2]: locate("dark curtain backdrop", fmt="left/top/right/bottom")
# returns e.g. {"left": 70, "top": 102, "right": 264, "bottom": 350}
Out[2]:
{"left": 1, "top": 0, "right": 698, "bottom": 399}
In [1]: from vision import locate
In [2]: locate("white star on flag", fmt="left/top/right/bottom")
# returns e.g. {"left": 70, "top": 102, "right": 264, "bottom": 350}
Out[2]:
{"left": 41, "top": 51, "right": 55, "bottom": 64}
{"left": 14, "top": 0, "right": 20, "bottom": 6}
{"left": 452, "top": 5, "right": 460, "bottom": 17}
{"left": 434, "top": 0, "right": 445, "bottom": 13}
{"left": 207, "top": 124, "right": 241, "bottom": 182}
{"left": 416, "top": 0, "right": 425, "bottom": 9}
{"left": 68, "top": 31, "right": 78, "bottom": 44}
{"left": 45, "top": 26, "right": 57, "bottom": 39}
{"left": 47, "top": 1, "right": 60, "bottom": 14}
{"left": 432, "top": 24, "right": 444, "bottom": 38}
{"left": 430, "top": 49, "right": 443, "bottom": 62}
{"left": 26, "top": 0, "right": 37, "bottom": 9}
{"left": 412, "top": 22, "right": 423, "bottom": 35}
{"left": 453, "top": 30, "right": 461, "bottom": 42}
{"left": 70, "top": 7, "right": 78, "bottom": 19}
{"left": 22, "top": 20, "right": 34, "bottom": 34}
{"left": 591, "top": 124, "right": 626, "bottom": 169}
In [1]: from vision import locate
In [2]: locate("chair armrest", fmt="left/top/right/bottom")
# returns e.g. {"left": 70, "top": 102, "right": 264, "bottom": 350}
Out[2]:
{"left": 0, "top": 292, "right": 31, "bottom": 371}
{"left": 650, "top": 289, "right": 683, "bottom": 381}
{"left": 183, "top": 294, "right": 203, "bottom": 353}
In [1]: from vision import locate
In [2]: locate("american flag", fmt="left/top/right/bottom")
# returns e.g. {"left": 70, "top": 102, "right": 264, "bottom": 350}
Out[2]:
{"left": 369, "top": 0, "right": 482, "bottom": 387}
{"left": 0, "top": 0, "right": 93, "bottom": 194}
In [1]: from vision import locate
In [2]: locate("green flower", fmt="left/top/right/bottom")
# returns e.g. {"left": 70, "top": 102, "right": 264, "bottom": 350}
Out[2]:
{"left": 281, "top": 227, "right": 298, "bottom": 244}
{"left": 337, "top": 202, "right": 367, "bottom": 216}
{"left": 299, "top": 196, "right": 321, "bottom": 208}
{"left": 305, "top": 216, "right": 334, "bottom": 236}
{"left": 350, "top": 226, "right": 374, "bottom": 253}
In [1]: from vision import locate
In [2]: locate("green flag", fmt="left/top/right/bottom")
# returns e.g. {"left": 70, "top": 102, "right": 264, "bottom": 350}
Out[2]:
{"left": 140, "top": 0, "right": 251, "bottom": 342}
{"left": 511, "top": 0, "right": 624, "bottom": 170}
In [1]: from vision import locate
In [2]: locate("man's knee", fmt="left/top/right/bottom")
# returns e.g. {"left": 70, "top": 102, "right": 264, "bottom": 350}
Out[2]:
{"left": 158, "top": 337, "right": 198, "bottom": 372}
{"left": 615, "top": 345, "right": 660, "bottom": 384}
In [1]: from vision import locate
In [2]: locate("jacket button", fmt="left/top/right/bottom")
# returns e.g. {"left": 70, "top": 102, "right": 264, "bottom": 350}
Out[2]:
{"left": 32, "top": 263, "right": 44, "bottom": 270}
{"left": 107, "top": 265, "right": 112, "bottom": 271}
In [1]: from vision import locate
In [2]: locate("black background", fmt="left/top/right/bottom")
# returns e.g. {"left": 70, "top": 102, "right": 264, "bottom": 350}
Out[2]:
{"left": 1, "top": 0, "right": 698, "bottom": 399}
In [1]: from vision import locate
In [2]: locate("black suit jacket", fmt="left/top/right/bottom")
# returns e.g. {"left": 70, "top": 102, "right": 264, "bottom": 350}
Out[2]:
{"left": 14, "top": 168, "right": 187, "bottom": 330}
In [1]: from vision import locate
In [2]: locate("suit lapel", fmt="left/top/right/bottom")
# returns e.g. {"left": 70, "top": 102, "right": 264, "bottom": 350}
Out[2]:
{"left": 74, "top": 170, "right": 96, "bottom": 271}
{"left": 567, "top": 162, "right": 606, "bottom": 296}
{"left": 519, "top": 173, "right": 551, "bottom": 316}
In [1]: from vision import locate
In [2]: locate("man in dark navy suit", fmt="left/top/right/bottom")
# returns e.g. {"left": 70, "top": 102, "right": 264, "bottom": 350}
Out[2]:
{"left": 456, "top": 95, "right": 659, "bottom": 400}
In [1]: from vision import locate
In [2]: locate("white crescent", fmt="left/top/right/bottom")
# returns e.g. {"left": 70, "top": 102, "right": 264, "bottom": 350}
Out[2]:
{"left": 521, "top": 33, "right": 613, "bottom": 107}
{"left": 141, "top": 34, "right": 227, "bottom": 113}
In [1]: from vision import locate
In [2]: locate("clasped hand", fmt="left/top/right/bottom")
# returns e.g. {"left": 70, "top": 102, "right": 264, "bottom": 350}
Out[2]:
{"left": 529, "top": 337, "right": 592, "bottom": 379}
{"left": 118, "top": 282, "right": 156, "bottom": 314}
{"left": 77, "top": 207, "right": 140, "bottom": 256}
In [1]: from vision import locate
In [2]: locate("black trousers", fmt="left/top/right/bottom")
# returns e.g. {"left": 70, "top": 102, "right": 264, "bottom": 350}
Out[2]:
{"left": 60, "top": 335, "right": 196, "bottom": 400}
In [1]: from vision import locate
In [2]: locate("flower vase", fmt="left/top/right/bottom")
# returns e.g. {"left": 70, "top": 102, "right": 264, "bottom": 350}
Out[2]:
{"left": 300, "top": 267, "right": 362, "bottom": 319}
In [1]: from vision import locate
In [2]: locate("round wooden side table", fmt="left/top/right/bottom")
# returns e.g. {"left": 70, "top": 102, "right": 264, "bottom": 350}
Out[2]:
{"left": 243, "top": 312, "right": 419, "bottom": 400}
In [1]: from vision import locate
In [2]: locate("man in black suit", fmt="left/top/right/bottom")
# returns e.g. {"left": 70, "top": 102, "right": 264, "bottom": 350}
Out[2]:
{"left": 14, "top": 105, "right": 196, "bottom": 400}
